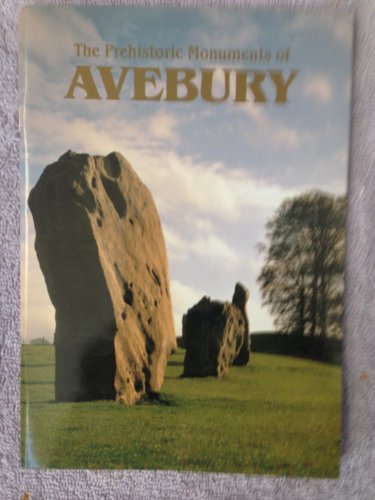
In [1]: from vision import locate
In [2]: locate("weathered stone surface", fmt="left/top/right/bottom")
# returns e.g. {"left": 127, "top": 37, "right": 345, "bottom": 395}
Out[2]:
{"left": 28, "top": 150, "right": 176, "bottom": 404}
{"left": 182, "top": 283, "right": 250, "bottom": 377}
{"left": 232, "top": 283, "right": 251, "bottom": 366}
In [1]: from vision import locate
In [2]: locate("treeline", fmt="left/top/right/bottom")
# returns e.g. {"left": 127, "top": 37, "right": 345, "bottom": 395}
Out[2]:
{"left": 251, "top": 333, "right": 342, "bottom": 365}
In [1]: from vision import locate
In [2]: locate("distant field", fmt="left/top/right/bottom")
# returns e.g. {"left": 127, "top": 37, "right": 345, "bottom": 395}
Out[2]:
{"left": 21, "top": 346, "right": 341, "bottom": 477}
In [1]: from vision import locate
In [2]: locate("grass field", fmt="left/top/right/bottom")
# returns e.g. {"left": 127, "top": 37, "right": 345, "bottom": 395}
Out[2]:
{"left": 21, "top": 346, "right": 341, "bottom": 477}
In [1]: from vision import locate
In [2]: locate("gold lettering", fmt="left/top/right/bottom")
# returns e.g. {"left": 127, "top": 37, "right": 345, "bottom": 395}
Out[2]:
{"left": 201, "top": 68, "right": 231, "bottom": 103}
{"left": 133, "top": 67, "right": 163, "bottom": 101}
{"left": 234, "top": 70, "right": 267, "bottom": 103}
{"left": 64, "top": 66, "right": 101, "bottom": 99}
{"left": 97, "top": 66, "right": 130, "bottom": 100}
{"left": 64, "top": 66, "right": 299, "bottom": 104}
{"left": 269, "top": 70, "right": 299, "bottom": 103}
{"left": 165, "top": 68, "right": 198, "bottom": 101}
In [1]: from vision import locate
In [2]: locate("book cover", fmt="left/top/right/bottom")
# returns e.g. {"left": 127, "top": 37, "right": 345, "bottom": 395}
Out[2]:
{"left": 20, "top": 5, "right": 352, "bottom": 477}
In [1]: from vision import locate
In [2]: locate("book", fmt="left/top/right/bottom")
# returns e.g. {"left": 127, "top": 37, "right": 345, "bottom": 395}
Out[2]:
{"left": 20, "top": 5, "right": 352, "bottom": 477}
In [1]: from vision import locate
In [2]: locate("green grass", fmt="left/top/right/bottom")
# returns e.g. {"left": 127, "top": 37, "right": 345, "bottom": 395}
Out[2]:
{"left": 21, "top": 346, "right": 341, "bottom": 477}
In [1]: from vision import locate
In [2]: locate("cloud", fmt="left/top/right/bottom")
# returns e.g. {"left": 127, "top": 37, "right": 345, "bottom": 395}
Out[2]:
{"left": 21, "top": 235, "right": 55, "bottom": 343}
{"left": 303, "top": 75, "right": 333, "bottom": 104}
{"left": 190, "top": 10, "right": 259, "bottom": 51}
{"left": 21, "top": 7, "right": 102, "bottom": 69}
{"left": 25, "top": 107, "right": 181, "bottom": 171}
{"left": 241, "top": 109, "right": 312, "bottom": 152}
{"left": 285, "top": 13, "right": 352, "bottom": 47}
{"left": 138, "top": 151, "right": 299, "bottom": 222}
{"left": 162, "top": 226, "right": 189, "bottom": 262}
{"left": 189, "top": 235, "right": 236, "bottom": 264}
{"left": 317, "top": 148, "right": 349, "bottom": 193}
{"left": 248, "top": 299, "right": 274, "bottom": 332}
{"left": 148, "top": 110, "right": 180, "bottom": 144}
{"left": 164, "top": 226, "right": 237, "bottom": 267}
{"left": 170, "top": 280, "right": 206, "bottom": 336}
{"left": 220, "top": 71, "right": 314, "bottom": 150}
{"left": 25, "top": 105, "right": 300, "bottom": 221}
{"left": 328, "top": 16, "right": 353, "bottom": 45}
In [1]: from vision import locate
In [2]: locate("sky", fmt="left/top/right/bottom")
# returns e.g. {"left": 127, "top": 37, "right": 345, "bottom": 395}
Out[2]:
{"left": 20, "top": 6, "right": 352, "bottom": 342}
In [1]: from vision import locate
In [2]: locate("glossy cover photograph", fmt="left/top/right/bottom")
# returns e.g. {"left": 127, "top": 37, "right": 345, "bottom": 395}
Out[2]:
{"left": 20, "top": 5, "right": 352, "bottom": 477}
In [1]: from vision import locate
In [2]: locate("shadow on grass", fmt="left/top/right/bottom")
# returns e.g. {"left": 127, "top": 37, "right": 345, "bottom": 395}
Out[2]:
{"left": 21, "top": 400, "right": 56, "bottom": 405}
{"left": 23, "top": 394, "right": 179, "bottom": 406}
{"left": 138, "top": 392, "right": 177, "bottom": 406}
{"left": 21, "top": 381, "right": 54, "bottom": 385}
{"left": 167, "top": 360, "right": 184, "bottom": 367}
{"left": 21, "top": 363, "right": 55, "bottom": 368}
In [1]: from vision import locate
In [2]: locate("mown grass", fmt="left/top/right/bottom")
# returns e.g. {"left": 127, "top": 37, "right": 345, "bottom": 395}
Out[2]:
{"left": 21, "top": 346, "right": 341, "bottom": 477}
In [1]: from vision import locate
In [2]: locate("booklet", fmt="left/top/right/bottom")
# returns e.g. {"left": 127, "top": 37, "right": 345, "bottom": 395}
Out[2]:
{"left": 20, "top": 5, "right": 352, "bottom": 477}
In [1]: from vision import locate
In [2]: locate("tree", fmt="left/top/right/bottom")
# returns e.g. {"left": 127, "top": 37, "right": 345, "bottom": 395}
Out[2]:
{"left": 257, "top": 191, "right": 345, "bottom": 337}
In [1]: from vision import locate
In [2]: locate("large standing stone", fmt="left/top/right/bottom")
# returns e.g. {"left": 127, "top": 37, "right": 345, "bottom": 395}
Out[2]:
{"left": 28, "top": 151, "right": 176, "bottom": 404}
{"left": 182, "top": 283, "right": 250, "bottom": 377}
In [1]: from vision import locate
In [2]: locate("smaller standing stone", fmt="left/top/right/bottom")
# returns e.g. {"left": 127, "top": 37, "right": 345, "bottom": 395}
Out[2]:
{"left": 182, "top": 283, "right": 250, "bottom": 377}
{"left": 232, "top": 283, "right": 250, "bottom": 366}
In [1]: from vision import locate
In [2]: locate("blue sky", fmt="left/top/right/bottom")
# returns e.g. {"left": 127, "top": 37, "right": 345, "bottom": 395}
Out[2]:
{"left": 20, "top": 6, "right": 352, "bottom": 342}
